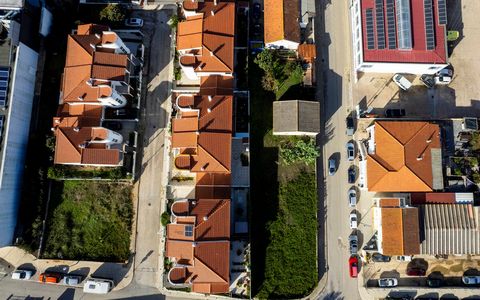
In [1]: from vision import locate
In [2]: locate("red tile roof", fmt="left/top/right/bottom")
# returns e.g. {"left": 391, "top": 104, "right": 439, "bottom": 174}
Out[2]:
{"left": 264, "top": 0, "right": 301, "bottom": 44}
{"left": 361, "top": 0, "right": 447, "bottom": 64}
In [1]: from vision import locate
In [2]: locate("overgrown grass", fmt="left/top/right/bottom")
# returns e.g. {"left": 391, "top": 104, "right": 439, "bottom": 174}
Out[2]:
{"left": 43, "top": 181, "right": 133, "bottom": 262}
{"left": 258, "top": 172, "right": 318, "bottom": 299}
{"left": 275, "top": 71, "right": 303, "bottom": 100}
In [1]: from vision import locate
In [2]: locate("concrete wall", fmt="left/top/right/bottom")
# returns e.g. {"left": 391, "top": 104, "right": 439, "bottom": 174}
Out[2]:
{"left": 265, "top": 39, "right": 299, "bottom": 50}
{"left": 358, "top": 62, "right": 448, "bottom": 75}
{"left": 0, "top": 43, "right": 38, "bottom": 246}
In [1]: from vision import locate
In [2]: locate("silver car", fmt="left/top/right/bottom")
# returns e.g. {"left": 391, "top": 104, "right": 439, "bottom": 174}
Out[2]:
{"left": 348, "top": 187, "right": 357, "bottom": 207}
{"left": 63, "top": 275, "right": 82, "bottom": 286}
{"left": 328, "top": 158, "right": 336, "bottom": 176}
{"left": 346, "top": 142, "right": 355, "bottom": 161}
{"left": 378, "top": 278, "right": 398, "bottom": 287}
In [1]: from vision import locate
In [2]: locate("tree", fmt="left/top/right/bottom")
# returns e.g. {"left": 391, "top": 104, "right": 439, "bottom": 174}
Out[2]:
{"left": 99, "top": 4, "right": 125, "bottom": 22}
{"left": 279, "top": 138, "right": 320, "bottom": 166}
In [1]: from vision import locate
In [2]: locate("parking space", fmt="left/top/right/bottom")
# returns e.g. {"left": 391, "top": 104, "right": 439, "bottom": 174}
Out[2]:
{"left": 353, "top": 0, "right": 480, "bottom": 120}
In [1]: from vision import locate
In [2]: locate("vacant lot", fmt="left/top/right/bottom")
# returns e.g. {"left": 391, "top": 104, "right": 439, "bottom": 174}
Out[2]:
{"left": 43, "top": 181, "right": 133, "bottom": 262}
{"left": 250, "top": 59, "right": 318, "bottom": 298}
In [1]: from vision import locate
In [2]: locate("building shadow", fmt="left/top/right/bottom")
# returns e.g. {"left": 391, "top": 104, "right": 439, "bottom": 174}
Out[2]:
{"left": 45, "top": 264, "right": 69, "bottom": 275}
{"left": 57, "top": 288, "right": 76, "bottom": 300}
{"left": 68, "top": 266, "right": 90, "bottom": 281}
{"left": 91, "top": 259, "right": 133, "bottom": 286}
{"left": 446, "top": 0, "right": 464, "bottom": 55}
{"left": 17, "top": 263, "right": 36, "bottom": 276}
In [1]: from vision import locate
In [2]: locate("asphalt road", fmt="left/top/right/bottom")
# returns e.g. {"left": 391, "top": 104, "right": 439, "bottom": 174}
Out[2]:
{"left": 316, "top": 0, "right": 361, "bottom": 299}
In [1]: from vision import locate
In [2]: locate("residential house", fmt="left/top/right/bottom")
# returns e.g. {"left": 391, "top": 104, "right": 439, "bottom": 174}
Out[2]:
{"left": 0, "top": 0, "right": 45, "bottom": 246}
{"left": 350, "top": 0, "right": 448, "bottom": 74}
{"left": 177, "top": 0, "right": 235, "bottom": 80}
{"left": 52, "top": 24, "right": 135, "bottom": 166}
{"left": 264, "top": 0, "right": 300, "bottom": 50}
{"left": 166, "top": 198, "right": 230, "bottom": 293}
{"left": 272, "top": 100, "right": 319, "bottom": 136}
{"left": 365, "top": 121, "right": 444, "bottom": 192}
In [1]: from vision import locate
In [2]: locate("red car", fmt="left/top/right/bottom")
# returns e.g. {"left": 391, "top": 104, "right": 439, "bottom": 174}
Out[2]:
{"left": 406, "top": 268, "right": 426, "bottom": 276}
{"left": 349, "top": 255, "right": 358, "bottom": 278}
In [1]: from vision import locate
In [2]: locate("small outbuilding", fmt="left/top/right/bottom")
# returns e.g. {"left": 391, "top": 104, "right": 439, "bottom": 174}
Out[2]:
{"left": 273, "top": 100, "right": 320, "bottom": 136}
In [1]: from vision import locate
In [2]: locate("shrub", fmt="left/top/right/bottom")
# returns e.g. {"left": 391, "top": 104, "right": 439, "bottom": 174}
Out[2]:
{"left": 161, "top": 211, "right": 171, "bottom": 226}
{"left": 174, "top": 66, "right": 182, "bottom": 81}
{"left": 168, "top": 14, "right": 179, "bottom": 29}
{"left": 279, "top": 138, "right": 320, "bottom": 166}
{"left": 48, "top": 165, "right": 128, "bottom": 180}
{"left": 99, "top": 4, "right": 124, "bottom": 22}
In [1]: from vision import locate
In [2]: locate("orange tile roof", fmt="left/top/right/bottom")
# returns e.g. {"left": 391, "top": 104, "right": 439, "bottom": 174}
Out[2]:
{"left": 199, "top": 75, "right": 234, "bottom": 95}
{"left": 381, "top": 208, "right": 404, "bottom": 255}
{"left": 177, "top": 2, "right": 235, "bottom": 73}
{"left": 172, "top": 117, "right": 199, "bottom": 132}
{"left": 196, "top": 172, "right": 231, "bottom": 186}
{"left": 264, "top": 0, "right": 300, "bottom": 44}
{"left": 367, "top": 121, "right": 441, "bottom": 192}
{"left": 298, "top": 44, "right": 317, "bottom": 60}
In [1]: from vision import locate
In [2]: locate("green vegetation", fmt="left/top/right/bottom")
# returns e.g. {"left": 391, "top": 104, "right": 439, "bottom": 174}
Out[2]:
{"left": 168, "top": 14, "right": 179, "bottom": 29}
{"left": 279, "top": 137, "right": 320, "bottom": 166}
{"left": 47, "top": 165, "right": 130, "bottom": 180}
{"left": 254, "top": 49, "right": 304, "bottom": 100}
{"left": 249, "top": 57, "right": 317, "bottom": 298}
{"left": 161, "top": 211, "right": 171, "bottom": 226}
{"left": 99, "top": 4, "right": 124, "bottom": 22}
{"left": 43, "top": 181, "right": 133, "bottom": 261}
{"left": 174, "top": 66, "right": 182, "bottom": 81}
{"left": 258, "top": 172, "right": 318, "bottom": 299}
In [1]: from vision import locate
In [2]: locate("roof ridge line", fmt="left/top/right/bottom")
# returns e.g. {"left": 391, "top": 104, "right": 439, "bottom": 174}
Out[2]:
{"left": 194, "top": 200, "right": 227, "bottom": 230}
{"left": 201, "top": 45, "right": 231, "bottom": 72}
{"left": 197, "top": 144, "right": 229, "bottom": 172}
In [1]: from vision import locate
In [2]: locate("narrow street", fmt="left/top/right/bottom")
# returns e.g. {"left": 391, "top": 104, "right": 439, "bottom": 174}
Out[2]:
{"left": 316, "top": 0, "right": 360, "bottom": 299}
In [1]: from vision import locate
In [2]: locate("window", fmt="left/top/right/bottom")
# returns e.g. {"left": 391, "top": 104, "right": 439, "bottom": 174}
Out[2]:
{"left": 185, "top": 225, "right": 193, "bottom": 237}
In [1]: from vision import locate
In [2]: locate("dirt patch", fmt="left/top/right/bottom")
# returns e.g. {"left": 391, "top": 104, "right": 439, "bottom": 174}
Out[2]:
{"left": 450, "top": 263, "right": 464, "bottom": 273}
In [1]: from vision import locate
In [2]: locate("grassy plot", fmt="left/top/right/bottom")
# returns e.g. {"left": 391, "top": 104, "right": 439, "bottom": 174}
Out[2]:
{"left": 275, "top": 71, "right": 303, "bottom": 100}
{"left": 43, "top": 181, "right": 133, "bottom": 262}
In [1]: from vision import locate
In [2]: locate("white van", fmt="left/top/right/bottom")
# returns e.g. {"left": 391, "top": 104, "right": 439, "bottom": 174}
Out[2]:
{"left": 83, "top": 278, "right": 114, "bottom": 294}
{"left": 393, "top": 74, "right": 412, "bottom": 90}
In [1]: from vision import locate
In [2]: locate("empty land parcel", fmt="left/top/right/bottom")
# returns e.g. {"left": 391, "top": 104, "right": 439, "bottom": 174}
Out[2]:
{"left": 42, "top": 181, "right": 133, "bottom": 262}
{"left": 250, "top": 61, "right": 318, "bottom": 299}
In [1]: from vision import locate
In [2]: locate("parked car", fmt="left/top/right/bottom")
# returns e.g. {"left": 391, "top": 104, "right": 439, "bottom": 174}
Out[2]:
{"left": 385, "top": 108, "right": 406, "bottom": 118}
{"left": 11, "top": 269, "right": 32, "bottom": 280}
{"left": 349, "top": 255, "right": 358, "bottom": 278}
{"left": 462, "top": 275, "right": 480, "bottom": 285}
{"left": 346, "top": 142, "right": 355, "bottom": 161}
{"left": 39, "top": 272, "right": 62, "bottom": 284}
{"left": 328, "top": 157, "right": 336, "bottom": 176}
{"left": 102, "top": 121, "right": 123, "bottom": 131}
{"left": 420, "top": 74, "right": 435, "bottom": 88}
{"left": 426, "top": 278, "right": 443, "bottom": 287}
{"left": 378, "top": 278, "right": 398, "bottom": 287}
{"left": 83, "top": 277, "right": 114, "bottom": 294}
{"left": 396, "top": 255, "right": 412, "bottom": 262}
{"left": 349, "top": 211, "right": 358, "bottom": 229}
{"left": 346, "top": 114, "right": 354, "bottom": 136}
{"left": 406, "top": 268, "right": 426, "bottom": 276}
{"left": 348, "top": 187, "right": 357, "bottom": 207}
{"left": 349, "top": 233, "right": 358, "bottom": 255}
{"left": 348, "top": 166, "right": 356, "bottom": 184}
{"left": 253, "top": 23, "right": 261, "bottom": 37}
{"left": 63, "top": 275, "right": 82, "bottom": 286}
{"left": 252, "top": 3, "right": 261, "bottom": 19}
{"left": 124, "top": 18, "right": 144, "bottom": 27}
{"left": 393, "top": 73, "right": 412, "bottom": 90}
{"left": 435, "top": 68, "right": 453, "bottom": 85}
{"left": 372, "top": 253, "right": 391, "bottom": 263}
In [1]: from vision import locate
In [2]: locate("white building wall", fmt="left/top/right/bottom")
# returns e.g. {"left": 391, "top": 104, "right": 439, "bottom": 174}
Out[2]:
{"left": 265, "top": 39, "right": 299, "bottom": 50}
{"left": 0, "top": 43, "right": 39, "bottom": 246}
{"left": 358, "top": 62, "right": 448, "bottom": 75}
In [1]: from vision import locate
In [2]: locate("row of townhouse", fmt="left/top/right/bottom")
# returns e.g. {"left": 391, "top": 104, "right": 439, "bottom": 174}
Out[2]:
{"left": 165, "top": 0, "right": 240, "bottom": 295}
{"left": 52, "top": 23, "right": 136, "bottom": 167}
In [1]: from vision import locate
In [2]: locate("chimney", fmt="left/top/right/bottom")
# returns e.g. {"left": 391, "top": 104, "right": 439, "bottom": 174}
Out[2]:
{"left": 214, "top": 0, "right": 217, "bottom": 5}
{"left": 200, "top": 166, "right": 205, "bottom": 171}
{"left": 207, "top": 108, "right": 212, "bottom": 113}
{"left": 73, "top": 127, "right": 80, "bottom": 132}
{"left": 211, "top": 10, "right": 215, "bottom": 16}
{"left": 78, "top": 96, "right": 84, "bottom": 101}
{"left": 208, "top": 95, "right": 212, "bottom": 102}
{"left": 196, "top": 131, "right": 200, "bottom": 135}
{"left": 55, "top": 119, "right": 60, "bottom": 124}
{"left": 416, "top": 154, "right": 423, "bottom": 161}
{"left": 95, "top": 33, "right": 101, "bottom": 39}
{"left": 203, "top": 216, "right": 208, "bottom": 221}
{"left": 210, "top": 51, "right": 214, "bottom": 56}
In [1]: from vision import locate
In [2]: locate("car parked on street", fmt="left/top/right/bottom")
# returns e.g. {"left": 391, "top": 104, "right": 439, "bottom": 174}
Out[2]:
{"left": 349, "top": 211, "right": 358, "bottom": 229}
{"left": 348, "top": 166, "right": 356, "bottom": 183}
{"left": 346, "top": 142, "right": 355, "bottom": 161}
{"left": 378, "top": 278, "right": 398, "bottom": 287}
{"left": 124, "top": 18, "right": 144, "bottom": 28}
{"left": 396, "top": 255, "right": 412, "bottom": 262}
{"left": 385, "top": 108, "right": 406, "bottom": 118}
{"left": 348, "top": 187, "right": 357, "bottom": 207}
{"left": 462, "top": 275, "right": 480, "bottom": 285}
{"left": 349, "top": 233, "right": 358, "bottom": 255}
{"left": 426, "top": 278, "right": 443, "bottom": 287}
{"left": 39, "top": 272, "right": 62, "bottom": 284}
{"left": 328, "top": 157, "right": 336, "bottom": 176}
{"left": 372, "top": 253, "right": 391, "bottom": 263}
{"left": 63, "top": 275, "right": 82, "bottom": 286}
{"left": 393, "top": 74, "right": 412, "bottom": 90}
{"left": 435, "top": 68, "right": 453, "bottom": 85}
{"left": 406, "top": 268, "right": 426, "bottom": 276}
{"left": 420, "top": 74, "right": 435, "bottom": 88}
{"left": 349, "top": 255, "right": 358, "bottom": 278}
{"left": 11, "top": 269, "right": 33, "bottom": 280}
{"left": 346, "top": 114, "right": 354, "bottom": 136}
{"left": 252, "top": 3, "right": 261, "bottom": 19}
{"left": 83, "top": 277, "right": 114, "bottom": 294}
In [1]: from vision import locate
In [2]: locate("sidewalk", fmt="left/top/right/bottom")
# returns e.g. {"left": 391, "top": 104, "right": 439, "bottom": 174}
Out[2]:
{"left": 0, "top": 246, "right": 133, "bottom": 291}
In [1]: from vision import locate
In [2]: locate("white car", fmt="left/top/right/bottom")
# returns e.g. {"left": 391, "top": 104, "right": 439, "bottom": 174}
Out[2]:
{"left": 396, "top": 255, "right": 412, "bottom": 262}
{"left": 11, "top": 270, "right": 33, "bottom": 280}
{"left": 393, "top": 74, "right": 412, "bottom": 91}
{"left": 348, "top": 187, "right": 357, "bottom": 207}
{"left": 378, "top": 278, "right": 398, "bottom": 287}
{"left": 349, "top": 211, "right": 358, "bottom": 229}
{"left": 434, "top": 68, "right": 453, "bottom": 85}
{"left": 124, "top": 18, "right": 144, "bottom": 27}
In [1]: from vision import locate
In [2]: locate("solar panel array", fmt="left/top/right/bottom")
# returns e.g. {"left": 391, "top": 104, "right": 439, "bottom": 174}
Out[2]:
{"left": 0, "top": 67, "right": 9, "bottom": 107}
{"left": 424, "top": 0, "right": 435, "bottom": 50}
{"left": 375, "top": 0, "right": 386, "bottom": 49}
{"left": 386, "top": 0, "right": 397, "bottom": 49}
{"left": 396, "top": 0, "right": 412, "bottom": 49}
{"left": 365, "top": 9, "right": 375, "bottom": 50}
{"left": 437, "top": 0, "right": 447, "bottom": 25}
